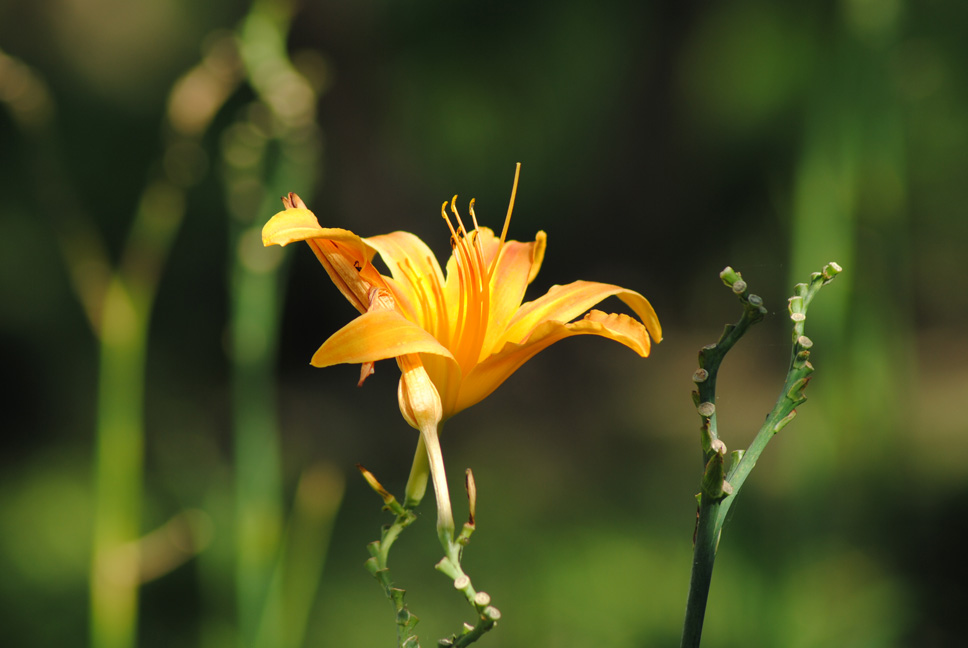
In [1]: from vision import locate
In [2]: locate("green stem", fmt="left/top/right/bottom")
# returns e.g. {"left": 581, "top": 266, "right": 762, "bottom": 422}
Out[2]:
{"left": 231, "top": 259, "right": 285, "bottom": 647}
{"left": 431, "top": 467, "right": 499, "bottom": 648}
{"left": 362, "top": 488, "right": 421, "bottom": 648}
{"left": 681, "top": 495, "right": 721, "bottom": 648}
{"left": 434, "top": 550, "right": 501, "bottom": 648}
{"left": 254, "top": 465, "right": 344, "bottom": 648}
{"left": 680, "top": 264, "right": 841, "bottom": 648}
{"left": 90, "top": 279, "right": 149, "bottom": 648}
{"left": 89, "top": 183, "right": 186, "bottom": 648}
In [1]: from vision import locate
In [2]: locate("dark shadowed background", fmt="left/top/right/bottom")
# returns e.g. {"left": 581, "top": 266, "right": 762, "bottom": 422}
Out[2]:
{"left": 2, "top": 1, "right": 966, "bottom": 647}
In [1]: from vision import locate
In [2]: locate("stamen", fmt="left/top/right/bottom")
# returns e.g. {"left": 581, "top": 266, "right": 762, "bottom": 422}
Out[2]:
{"left": 441, "top": 200, "right": 468, "bottom": 348}
{"left": 441, "top": 201, "right": 460, "bottom": 245}
{"left": 450, "top": 194, "right": 470, "bottom": 238}
{"left": 468, "top": 198, "right": 480, "bottom": 231}
{"left": 486, "top": 163, "right": 521, "bottom": 283}
{"left": 467, "top": 199, "right": 488, "bottom": 286}
{"left": 445, "top": 195, "right": 488, "bottom": 372}
{"left": 498, "top": 163, "right": 521, "bottom": 247}
{"left": 453, "top": 198, "right": 489, "bottom": 367}
{"left": 447, "top": 196, "right": 478, "bottom": 296}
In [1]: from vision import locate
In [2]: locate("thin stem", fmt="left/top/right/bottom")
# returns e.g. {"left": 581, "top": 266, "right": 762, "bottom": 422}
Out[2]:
{"left": 360, "top": 471, "right": 421, "bottom": 648}
{"left": 434, "top": 550, "right": 501, "bottom": 648}
{"left": 432, "top": 475, "right": 500, "bottom": 647}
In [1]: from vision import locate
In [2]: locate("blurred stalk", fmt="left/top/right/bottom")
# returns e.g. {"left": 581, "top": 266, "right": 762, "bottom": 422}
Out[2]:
{"left": 90, "top": 278, "right": 148, "bottom": 648}
{"left": 257, "top": 464, "right": 345, "bottom": 648}
{"left": 1, "top": 46, "right": 215, "bottom": 648}
{"left": 88, "top": 32, "right": 244, "bottom": 647}
{"left": 225, "top": 1, "right": 328, "bottom": 645}
{"left": 90, "top": 182, "right": 185, "bottom": 648}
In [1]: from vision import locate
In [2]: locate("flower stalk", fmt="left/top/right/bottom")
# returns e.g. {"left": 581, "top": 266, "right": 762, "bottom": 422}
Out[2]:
{"left": 680, "top": 263, "right": 842, "bottom": 648}
{"left": 359, "top": 466, "right": 421, "bottom": 648}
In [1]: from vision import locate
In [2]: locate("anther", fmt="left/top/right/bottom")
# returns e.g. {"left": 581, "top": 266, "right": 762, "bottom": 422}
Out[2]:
{"left": 450, "top": 195, "right": 469, "bottom": 236}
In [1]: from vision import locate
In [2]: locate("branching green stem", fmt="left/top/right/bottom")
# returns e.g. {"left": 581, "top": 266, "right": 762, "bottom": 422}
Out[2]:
{"left": 359, "top": 466, "right": 422, "bottom": 648}
{"left": 680, "top": 263, "right": 842, "bottom": 648}
{"left": 432, "top": 469, "right": 499, "bottom": 647}
{"left": 434, "top": 538, "right": 500, "bottom": 648}
{"left": 360, "top": 460, "right": 499, "bottom": 648}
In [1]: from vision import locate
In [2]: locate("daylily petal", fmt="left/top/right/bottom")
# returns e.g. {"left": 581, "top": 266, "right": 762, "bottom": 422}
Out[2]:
{"left": 421, "top": 351, "right": 464, "bottom": 421}
{"left": 501, "top": 280, "right": 662, "bottom": 348}
{"left": 454, "top": 309, "right": 654, "bottom": 414}
{"left": 311, "top": 309, "right": 455, "bottom": 368}
{"left": 474, "top": 226, "right": 502, "bottom": 270}
{"left": 263, "top": 207, "right": 386, "bottom": 313}
{"left": 477, "top": 227, "right": 547, "bottom": 286}
{"left": 379, "top": 274, "right": 421, "bottom": 325}
{"left": 365, "top": 231, "right": 448, "bottom": 335}
{"left": 525, "top": 232, "right": 546, "bottom": 284}
{"left": 479, "top": 232, "right": 547, "bottom": 360}
{"left": 263, "top": 207, "right": 368, "bottom": 254}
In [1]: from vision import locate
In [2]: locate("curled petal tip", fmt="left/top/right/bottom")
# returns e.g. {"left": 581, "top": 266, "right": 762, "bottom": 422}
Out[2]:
{"left": 358, "top": 362, "right": 376, "bottom": 386}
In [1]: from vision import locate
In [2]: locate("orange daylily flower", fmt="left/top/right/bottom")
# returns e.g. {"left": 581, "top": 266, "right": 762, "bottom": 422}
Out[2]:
{"left": 262, "top": 166, "right": 662, "bottom": 424}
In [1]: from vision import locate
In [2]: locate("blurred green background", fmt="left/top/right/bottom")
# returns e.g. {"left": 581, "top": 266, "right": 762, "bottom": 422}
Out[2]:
{"left": 2, "top": 0, "right": 966, "bottom": 646}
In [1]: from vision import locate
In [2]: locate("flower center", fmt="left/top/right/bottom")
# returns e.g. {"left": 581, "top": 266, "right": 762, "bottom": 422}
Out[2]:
{"left": 438, "top": 164, "right": 521, "bottom": 372}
